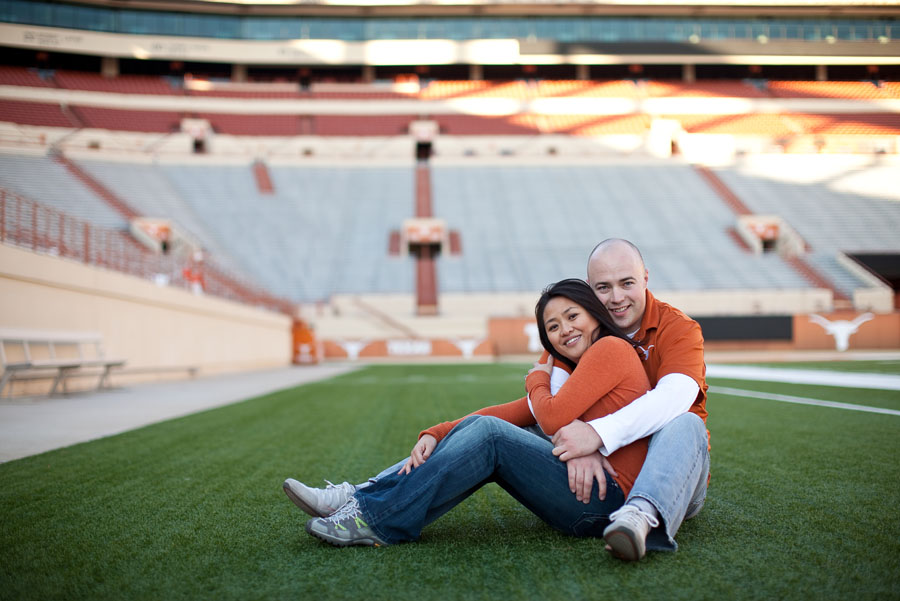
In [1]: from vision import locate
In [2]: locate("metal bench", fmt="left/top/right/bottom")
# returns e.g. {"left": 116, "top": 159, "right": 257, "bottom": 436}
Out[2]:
{"left": 0, "top": 329, "right": 125, "bottom": 397}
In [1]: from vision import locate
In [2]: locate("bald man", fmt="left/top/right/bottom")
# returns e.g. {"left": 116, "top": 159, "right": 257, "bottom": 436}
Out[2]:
{"left": 550, "top": 238, "right": 709, "bottom": 560}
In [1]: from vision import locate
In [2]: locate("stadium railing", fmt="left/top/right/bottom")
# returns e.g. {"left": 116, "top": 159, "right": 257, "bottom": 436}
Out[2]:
{"left": 0, "top": 188, "right": 294, "bottom": 315}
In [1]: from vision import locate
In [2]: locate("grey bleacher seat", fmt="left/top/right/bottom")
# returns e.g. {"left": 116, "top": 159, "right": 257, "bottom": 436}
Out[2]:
{"left": 14, "top": 153, "right": 889, "bottom": 303}
{"left": 155, "top": 163, "right": 415, "bottom": 301}
{"left": 433, "top": 162, "right": 812, "bottom": 294}
{"left": 0, "top": 153, "right": 128, "bottom": 230}
{"left": 74, "top": 159, "right": 249, "bottom": 279}
{"left": 713, "top": 156, "right": 900, "bottom": 297}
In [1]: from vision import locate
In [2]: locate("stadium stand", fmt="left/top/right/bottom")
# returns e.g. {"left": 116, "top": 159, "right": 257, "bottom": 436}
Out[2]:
{"left": 73, "top": 157, "right": 246, "bottom": 273}
{"left": 430, "top": 160, "right": 813, "bottom": 294}
{"left": 433, "top": 114, "right": 542, "bottom": 136}
{"left": 551, "top": 114, "right": 650, "bottom": 135}
{"left": 712, "top": 154, "right": 900, "bottom": 298}
{"left": 787, "top": 113, "right": 900, "bottom": 136}
{"left": 0, "top": 100, "right": 74, "bottom": 128}
{"left": 766, "top": 81, "right": 895, "bottom": 100}
{"left": 136, "top": 162, "right": 418, "bottom": 301}
{"left": 670, "top": 114, "right": 800, "bottom": 136}
{"left": 52, "top": 71, "right": 179, "bottom": 95}
{"left": 0, "top": 152, "right": 129, "bottom": 230}
{"left": 643, "top": 80, "right": 768, "bottom": 98}
{"left": 306, "top": 85, "right": 416, "bottom": 100}
{"left": 420, "top": 80, "right": 530, "bottom": 100}
{"left": 189, "top": 89, "right": 294, "bottom": 99}
{"left": 314, "top": 115, "right": 417, "bottom": 137}
{"left": 0, "top": 66, "right": 55, "bottom": 88}
{"left": 4, "top": 145, "right": 894, "bottom": 307}
{"left": 67, "top": 106, "right": 180, "bottom": 133}
{"left": 199, "top": 113, "right": 303, "bottom": 137}
{"left": 536, "top": 80, "right": 641, "bottom": 99}
{"left": 0, "top": 0, "right": 898, "bottom": 329}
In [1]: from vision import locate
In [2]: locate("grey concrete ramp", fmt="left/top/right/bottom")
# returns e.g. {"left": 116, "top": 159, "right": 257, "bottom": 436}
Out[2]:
{"left": 0, "top": 364, "right": 358, "bottom": 463}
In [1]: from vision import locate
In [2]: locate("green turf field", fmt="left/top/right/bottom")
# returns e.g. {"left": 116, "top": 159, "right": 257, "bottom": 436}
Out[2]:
{"left": 2, "top": 362, "right": 899, "bottom": 601}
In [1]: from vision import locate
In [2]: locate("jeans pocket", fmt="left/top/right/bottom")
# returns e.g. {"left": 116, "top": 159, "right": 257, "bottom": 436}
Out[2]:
{"left": 571, "top": 513, "right": 610, "bottom": 538}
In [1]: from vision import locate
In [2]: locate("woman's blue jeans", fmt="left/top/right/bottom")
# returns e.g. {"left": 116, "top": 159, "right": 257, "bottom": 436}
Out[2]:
{"left": 359, "top": 411, "right": 710, "bottom": 549}
{"left": 355, "top": 415, "right": 626, "bottom": 544}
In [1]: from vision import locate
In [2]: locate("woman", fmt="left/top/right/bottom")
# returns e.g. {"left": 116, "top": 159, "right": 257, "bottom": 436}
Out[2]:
{"left": 290, "top": 279, "right": 651, "bottom": 547}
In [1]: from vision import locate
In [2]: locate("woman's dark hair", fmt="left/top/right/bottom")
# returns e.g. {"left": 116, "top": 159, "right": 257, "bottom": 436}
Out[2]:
{"left": 534, "top": 278, "right": 633, "bottom": 370}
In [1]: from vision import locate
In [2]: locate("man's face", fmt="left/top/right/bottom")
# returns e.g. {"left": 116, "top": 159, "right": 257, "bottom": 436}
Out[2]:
{"left": 587, "top": 245, "right": 648, "bottom": 334}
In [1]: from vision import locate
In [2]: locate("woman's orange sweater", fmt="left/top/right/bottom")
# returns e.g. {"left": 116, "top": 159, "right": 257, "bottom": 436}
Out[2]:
{"left": 420, "top": 336, "right": 651, "bottom": 495}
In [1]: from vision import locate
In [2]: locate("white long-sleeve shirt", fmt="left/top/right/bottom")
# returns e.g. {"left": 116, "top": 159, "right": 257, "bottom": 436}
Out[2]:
{"left": 529, "top": 368, "right": 698, "bottom": 455}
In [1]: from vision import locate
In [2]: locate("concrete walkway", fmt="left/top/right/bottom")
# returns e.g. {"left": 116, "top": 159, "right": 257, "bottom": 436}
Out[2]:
{"left": 3, "top": 353, "right": 897, "bottom": 464}
{"left": 0, "top": 364, "right": 358, "bottom": 463}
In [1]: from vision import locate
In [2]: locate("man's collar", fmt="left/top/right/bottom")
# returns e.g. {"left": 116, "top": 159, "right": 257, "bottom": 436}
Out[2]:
{"left": 632, "top": 289, "right": 659, "bottom": 344}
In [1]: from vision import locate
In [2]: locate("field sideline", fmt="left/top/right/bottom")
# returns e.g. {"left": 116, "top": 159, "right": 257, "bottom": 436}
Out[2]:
{"left": 1, "top": 360, "right": 899, "bottom": 601}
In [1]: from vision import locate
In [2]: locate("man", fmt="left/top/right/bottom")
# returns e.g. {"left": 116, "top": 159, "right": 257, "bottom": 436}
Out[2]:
{"left": 285, "top": 238, "right": 709, "bottom": 561}
{"left": 551, "top": 238, "right": 709, "bottom": 560}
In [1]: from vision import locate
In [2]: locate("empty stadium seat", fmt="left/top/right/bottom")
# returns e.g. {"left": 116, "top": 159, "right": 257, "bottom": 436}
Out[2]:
{"left": 712, "top": 155, "right": 900, "bottom": 298}
{"left": 0, "top": 66, "right": 55, "bottom": 88}
{"left": 767, "top": 80, "right": 893, "bottom": 100}
{"left": 52, "top": 71, "right": 178, "bottom": 95}
{"left": 643, "top": 80, "right": 767, "bottom": 98}
{"left": 0, "top": 100, "right": 75, "bottom": 128}
{"left": 430, "top": 162, "right": 811, "bottom": 294}
{"left": 0, "top": 153, "right": 129, "bottom": 230}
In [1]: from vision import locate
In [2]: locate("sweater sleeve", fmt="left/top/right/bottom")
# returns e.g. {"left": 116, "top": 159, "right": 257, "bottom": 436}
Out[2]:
{"left": 524, "top": 337, "right": 636, "bottom": 436}
{"left": 419, "top": 395, "right": 537, "bottom": 443}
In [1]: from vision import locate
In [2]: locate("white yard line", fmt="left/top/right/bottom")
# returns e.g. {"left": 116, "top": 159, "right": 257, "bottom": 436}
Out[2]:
{"left": 709, "top": 386, "right": 900, "bottom": 416}
{"left": 706, "top": 365, "right": 900, "bottom": 391}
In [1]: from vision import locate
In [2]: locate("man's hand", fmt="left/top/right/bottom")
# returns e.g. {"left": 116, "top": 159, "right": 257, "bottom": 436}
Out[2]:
{"left": 527, "top": 354, "right": 553, "bottom": 378}
{"left": 565, "top": 453, "right": 617, "bottom": 503}
{"left": 552, "top": 419, "right": 602, "bottom": 461}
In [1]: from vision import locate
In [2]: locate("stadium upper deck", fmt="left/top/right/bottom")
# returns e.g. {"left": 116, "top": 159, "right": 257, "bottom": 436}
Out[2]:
{"left": 1, "top": 0, "right": 898, "bottom": 82}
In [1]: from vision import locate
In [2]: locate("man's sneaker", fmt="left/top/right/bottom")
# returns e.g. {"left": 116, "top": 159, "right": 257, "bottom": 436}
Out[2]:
{"left": 305, "top": 497, "right": 387, "bottom": 547}
{"left": 603, "top": 504, "right": 660, "bottom": 561}
{"left": 283, "top": 478, "right": 356, "bottom": 518}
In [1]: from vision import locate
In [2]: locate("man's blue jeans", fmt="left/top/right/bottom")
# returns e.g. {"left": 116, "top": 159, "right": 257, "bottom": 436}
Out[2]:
{"left": 632, "top": 412, "right": 710, "bottom": 552}
{"left": 355, "top": 415, "right": 626, "bottom": 544}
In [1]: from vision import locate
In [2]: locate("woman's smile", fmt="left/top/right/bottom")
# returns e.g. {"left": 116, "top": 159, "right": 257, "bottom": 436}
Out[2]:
{"left": 543, "top": 297, "right": 601, "bottom": 364}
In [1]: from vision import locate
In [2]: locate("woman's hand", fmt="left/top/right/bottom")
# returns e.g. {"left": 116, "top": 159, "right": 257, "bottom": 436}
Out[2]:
{"left": 398, "top": 434, "right": 437, "bottom": 475}
{"left": 527, "top": 354, "right": 553, "bottom": 378}
{"left": 565, "top": 452, "right": 618, "bottom": 503}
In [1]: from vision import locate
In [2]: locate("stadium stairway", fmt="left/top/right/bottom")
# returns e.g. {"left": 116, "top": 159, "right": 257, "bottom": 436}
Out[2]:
{"left": 694, "top": 163, "right": 851, "bottom": 303}
{"left": 253, "top": 160, "right": 275, "bottom": 195}
{"left": 53, "top": 151, "right": 139, "bottom": 222}
{"left": 414, "top": 162, "right": 438, "bottom": 315}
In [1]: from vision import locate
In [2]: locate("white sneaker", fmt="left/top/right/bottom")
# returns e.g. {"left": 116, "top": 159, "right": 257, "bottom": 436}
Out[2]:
{"left": 603, "top": 504, "right": 660, "bottom": 561}
{"left": 283, "top": 479, "right": 356, "bottom": 518}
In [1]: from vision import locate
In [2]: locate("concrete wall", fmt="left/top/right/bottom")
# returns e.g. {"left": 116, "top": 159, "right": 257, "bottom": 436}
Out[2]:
{"left": 0, "top": 243, "right": 292, "bottom": 394}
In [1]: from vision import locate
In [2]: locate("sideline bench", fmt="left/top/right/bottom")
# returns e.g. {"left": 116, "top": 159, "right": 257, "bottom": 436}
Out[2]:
{"left": 0, "top": 329, "right": 126, "bottom": 397}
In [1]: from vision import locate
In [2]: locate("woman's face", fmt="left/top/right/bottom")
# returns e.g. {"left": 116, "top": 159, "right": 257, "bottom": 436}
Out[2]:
{"left": 542, "top": 296, "right": 601, "bottom": 364}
